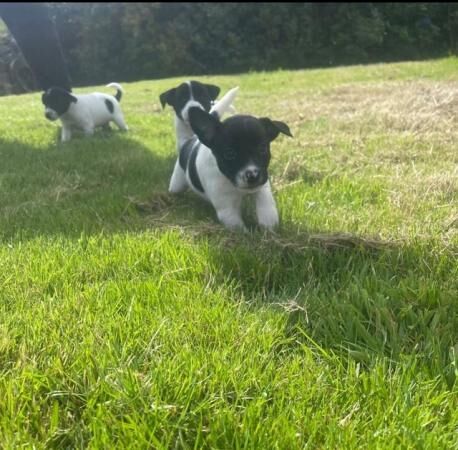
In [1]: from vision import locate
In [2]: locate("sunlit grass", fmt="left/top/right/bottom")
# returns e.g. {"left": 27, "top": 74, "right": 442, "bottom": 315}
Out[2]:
{"left": 0, "top": 57, "right": 457, "bottom": 448}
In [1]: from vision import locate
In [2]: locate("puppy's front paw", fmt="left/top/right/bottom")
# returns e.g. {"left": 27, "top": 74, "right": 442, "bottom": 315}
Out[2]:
{"left": 257, "top": 206, "right": 279, "bottom": 231}
{"left": 216, "top": 208, "right": 247, "bottom": 232}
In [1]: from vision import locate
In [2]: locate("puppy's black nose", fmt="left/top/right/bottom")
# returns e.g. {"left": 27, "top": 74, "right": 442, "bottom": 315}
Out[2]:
{"left": 45, "top": 112, "right": 53, "bottom": 120}
{"left": 245, "top": 168, "right": 260, "bottom": 183}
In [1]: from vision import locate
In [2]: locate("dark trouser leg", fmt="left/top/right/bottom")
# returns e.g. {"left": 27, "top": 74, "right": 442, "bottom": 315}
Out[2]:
{"left": 0, "top": 2, "right": 72, "bottom": 91}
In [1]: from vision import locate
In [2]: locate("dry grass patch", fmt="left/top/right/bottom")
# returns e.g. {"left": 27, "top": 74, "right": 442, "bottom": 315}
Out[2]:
{"left": 276, "top": 80, "right": 458, "bottom": 136}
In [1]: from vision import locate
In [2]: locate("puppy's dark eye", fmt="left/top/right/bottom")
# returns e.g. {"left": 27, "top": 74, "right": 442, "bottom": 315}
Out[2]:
{"left": 224, "top": 150, "right": 236, "bottom": 161}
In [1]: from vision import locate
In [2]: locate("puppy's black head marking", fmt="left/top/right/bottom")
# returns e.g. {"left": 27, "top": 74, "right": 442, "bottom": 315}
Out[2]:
{"left": 159, "top": 81, "right": 220, "bottom": 120}
{"left": 189, "top": 81, "right": 220, "bottom": 112}
{"left": 42, "top": 87, "right": 77, "bottom": 117}
{"left": 189, "top": 108, "right": 292, "bottom": 188}
{"left": 258, "top": 118, "right": 293, "bottom": 140}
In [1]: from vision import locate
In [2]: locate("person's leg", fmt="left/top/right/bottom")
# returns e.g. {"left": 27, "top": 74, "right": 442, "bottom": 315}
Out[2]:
{"left": 0, "top": 2, "right": 72, "bottom": 91}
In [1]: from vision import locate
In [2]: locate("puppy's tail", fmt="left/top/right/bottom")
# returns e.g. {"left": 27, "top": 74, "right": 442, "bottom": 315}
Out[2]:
{"left": 210, "top": 86, "right": 239, "bottom": 119}
{"left": 106, "top": 82, "right": 123, "bottom": 102}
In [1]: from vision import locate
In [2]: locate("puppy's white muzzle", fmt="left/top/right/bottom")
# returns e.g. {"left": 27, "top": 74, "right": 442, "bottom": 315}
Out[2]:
{"left": 44, "top": 108, "right": 59, "bottom": 121}
{"left": 235, "top": 165, "right": 266, "bottom": 191}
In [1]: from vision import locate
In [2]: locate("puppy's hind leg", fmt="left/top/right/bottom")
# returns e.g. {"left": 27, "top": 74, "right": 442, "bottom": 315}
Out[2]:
{"left": 168, "top": 159, "right": 188, "bottom": 193}
{"left": 113, "top": 111, "right": 128, "bottom": 131}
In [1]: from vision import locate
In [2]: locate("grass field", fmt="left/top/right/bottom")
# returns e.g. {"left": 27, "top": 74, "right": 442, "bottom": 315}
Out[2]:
{"left": 0, "top": 58, "right": 457, "bottom": 449}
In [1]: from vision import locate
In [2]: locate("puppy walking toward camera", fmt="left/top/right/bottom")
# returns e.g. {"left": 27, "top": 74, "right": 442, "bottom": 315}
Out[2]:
{"left": 42, "top": 83, "right": 128, "bottom": 142}
{"left": 181, "top": 108, "right": 292, "bottom": 231}
{"left": 160, "top": 80, "right": 291, "bottom": 231}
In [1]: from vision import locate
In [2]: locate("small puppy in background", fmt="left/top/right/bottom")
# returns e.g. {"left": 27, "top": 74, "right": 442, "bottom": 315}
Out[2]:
{"left": 42, "top": 83, "right": 128, "bottom": 142}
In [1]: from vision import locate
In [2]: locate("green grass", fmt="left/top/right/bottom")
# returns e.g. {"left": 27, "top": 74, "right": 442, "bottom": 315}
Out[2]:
{"left": 0, "top": 58, "right": 457, "bottom": 449}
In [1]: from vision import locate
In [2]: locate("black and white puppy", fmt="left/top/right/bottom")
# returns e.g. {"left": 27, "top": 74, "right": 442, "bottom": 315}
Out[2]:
{"left": 160, "top": 80, "right": 238, "bottom": 151}
{"left": 174, "top": 107, "right": 292, "bottom": 231}
{"left": 42, "top": 82, "right": 128, "bottom": 142}
{"left": 160, "top": 79, "right": 239, "bottom": 200}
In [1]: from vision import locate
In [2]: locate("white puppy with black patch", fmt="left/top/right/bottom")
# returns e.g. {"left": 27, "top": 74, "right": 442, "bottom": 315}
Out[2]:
{"left": 160, "top": 80, "right": 292, "bottom": 231}
{"left": 42, "top": 83, "right": 128, "bottom": 142}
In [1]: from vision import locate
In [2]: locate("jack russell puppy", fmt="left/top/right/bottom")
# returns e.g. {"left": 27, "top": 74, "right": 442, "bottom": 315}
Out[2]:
{"left": 159, "top": 80, "right": 236, "bottom": 151}
{"left": 160, "top": 81, "right": 292, "bottom": 231}
{"left": 42, "top": 82, "right": 128, "bottom": 142}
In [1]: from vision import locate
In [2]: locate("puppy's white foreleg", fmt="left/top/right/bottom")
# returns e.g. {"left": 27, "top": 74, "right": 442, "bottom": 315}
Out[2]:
{"left": 213, "top": 194, "right": 246, "bottom": 232}
{"left": 255, "top": 182, "right": 279, "bottom": 230}
{"left": 216, "top": 207, "right": 247, "bottom": 232}
{"left": 61, "top": 125, "right": 72, "bottom": 142}
{"left": 168, "top": 160, "right": 188, "bottom": 193}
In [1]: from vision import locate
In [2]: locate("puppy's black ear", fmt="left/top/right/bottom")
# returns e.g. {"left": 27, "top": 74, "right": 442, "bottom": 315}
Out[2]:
{"left": 159, "top": 88, "right": 176, "bottom": 109}
{"left": 204, "top": 84, "right": 220, "bottom": 101}
{"left": 259, "top": 118, "right": 293, "bottom": 141}
{"left": 189, "top": 107, "right": 220, "bottom": 146}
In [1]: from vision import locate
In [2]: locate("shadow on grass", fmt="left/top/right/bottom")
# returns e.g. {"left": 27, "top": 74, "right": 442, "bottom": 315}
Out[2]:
{"left": 0, "top": 133, "right": 179, "bottom": 240}
{"left": 193, "top": 227, "right": 457, "bottom": 388}
{"left": 1, "top": 133, "right": 456, "bottom": 387}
